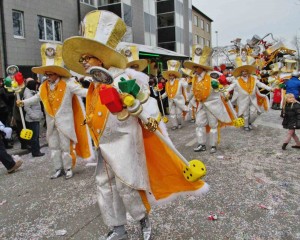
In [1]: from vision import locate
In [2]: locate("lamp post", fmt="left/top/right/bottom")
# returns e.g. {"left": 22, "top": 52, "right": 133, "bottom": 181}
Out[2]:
{"left": 215, "top": 31, "right": 219, "bottom": 66}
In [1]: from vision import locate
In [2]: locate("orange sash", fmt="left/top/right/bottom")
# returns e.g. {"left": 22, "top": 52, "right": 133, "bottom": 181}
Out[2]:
{"left": 192, "top": 74, "right": 211, "bottom": 102}
{"left": 85, "top": 83, "right": 109, "bottom": 147}
{"left": 165, "top": 79, "right": 179, "bottom": 99}
{"left": 237, "top": 76, "right": 255, "bottom": 94}
{"left": 40, "top": 79, "right": 67, "bottom": 116}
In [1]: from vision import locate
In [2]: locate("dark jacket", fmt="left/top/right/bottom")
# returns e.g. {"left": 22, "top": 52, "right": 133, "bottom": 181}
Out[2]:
{"left": 282, "top": 102, "right": 300, "bottom": 129}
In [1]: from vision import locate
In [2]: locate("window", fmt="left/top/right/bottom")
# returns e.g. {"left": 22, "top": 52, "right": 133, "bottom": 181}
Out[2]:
{"left": 98, "top": 3, "right": 122, "bottom": 18}
{"left": 157, "top": 12, "right": 174, "bottom": 28}
{"left": 38, "top": 16, "right": 62, "bottom": 42}
{"left": 206, "top": 23, "right": 210, "bottom": 33}
{"left": 123, "top": 3, "right": 132, "bottom": 27}
{"left": 98, "top": 0, "right": 120, "bottom": 6}
{"left": 193, "top": 15, "right": 198, "bottom": 26}
{"left": 12, "top": 10, "right": 24, "bottom": 38}
{"left": 81, "top": 0, "right": 95, "bottom": 6}
{"left": 206, "top": 39, "right": 210, "bottom": 47}
{"left": 200, "top": 19, "right": 204, "bottom": 29}
{"left": 194, "top": 35, "right": 200, "bottom": 44}
{"left": 156, "top": 0, "right": 174, "bottom": 14}
{"left": 158, "top": 42, "right": 175, "bottom": 52}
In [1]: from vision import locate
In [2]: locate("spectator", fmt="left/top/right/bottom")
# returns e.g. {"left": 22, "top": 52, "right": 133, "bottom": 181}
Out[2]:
{"left": 285, "top": 70, "right": 300, "bottom": 101}
{"left": 23, "top": 78, "right": 45, "bottom": 157}
{"left": 0, "top": 121, "right": 23, "bottom": 174}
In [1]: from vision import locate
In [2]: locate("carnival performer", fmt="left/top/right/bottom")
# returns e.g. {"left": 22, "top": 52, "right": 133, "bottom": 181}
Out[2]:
{"left": 181, "top": 67, "right": 196, "bottom": 123}
{"left": 183, "top": 45, "right": 235, "bottom": 154}
{"left": 161, "top": 60, "right": 189, "bottom": 130}
{"left": 62, "top": 10, "right": 208, "bottom": 240}
{"left": 225, "top": 52, "right": 273, "bottom": 131}
{"left": 16, "top": 43, "right": 93, "bottom": 179}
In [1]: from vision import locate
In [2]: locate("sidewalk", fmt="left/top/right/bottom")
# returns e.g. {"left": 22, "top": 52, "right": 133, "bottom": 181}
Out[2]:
{"left": 1, "top": 109, "right": 300, "bottom": 240}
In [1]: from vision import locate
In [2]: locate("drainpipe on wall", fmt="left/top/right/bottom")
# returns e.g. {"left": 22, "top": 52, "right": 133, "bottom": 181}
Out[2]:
{"left": 0, "top": 0, "right": 8, "bottom": 76}
{"left": 77, "top": 0, "right": 81, "bottom": 25}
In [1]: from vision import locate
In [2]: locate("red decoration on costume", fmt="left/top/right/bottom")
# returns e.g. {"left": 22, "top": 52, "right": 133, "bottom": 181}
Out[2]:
{"left": 220, "top": 64, "right": 227, "bottom": 72}
{"left": 218, "top": 75, "right": 228, "bottom": 85}
{"left": 157, "top": 82, "right": 164, "bottom": 90}
{"left": 14, "top": 72, "right": 24, "bottom": 85}
{"left": 99, "top": 85, "right": 123, "bottom": 113}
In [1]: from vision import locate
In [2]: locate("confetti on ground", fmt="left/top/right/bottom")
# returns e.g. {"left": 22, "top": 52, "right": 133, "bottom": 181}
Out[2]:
{"left": 55, "top": 229, "right": 67, "bottom": 236}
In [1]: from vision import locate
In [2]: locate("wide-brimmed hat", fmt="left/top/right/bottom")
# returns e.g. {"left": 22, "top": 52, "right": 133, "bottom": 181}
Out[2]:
{"left": 232, "top": 54, "right": 257, "bottom": 77}
{"left": 121, "top": 45, "right": 148, "bottom": 72}
{"left": 183, "top": 45, "right": 213, "bottom": 71}
{"left": 162, "top": 60, "right": 182, "bottom": 80}
{"left": 149, "top": 62, "right": 158, "bottom": 77}
{"left": 269, "top": 62, "right": 283, "bottom": 75}
{"left": 281, "top": 59, "right": 297, "bottom": 73}
{"left": 62, "top": 10, "right": 127, "bottom": 75}
{"left": 181, "top": 68, "right": 194, "bottom": 77}
{"left": 32, "top": 43, "right": 71, "bottom": 78}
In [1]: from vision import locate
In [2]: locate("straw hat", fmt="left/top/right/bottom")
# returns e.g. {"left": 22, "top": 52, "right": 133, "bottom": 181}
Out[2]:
{"left": 281, "top": 59, "right": 297, "bottom": 73}
{"left": 232, "top": 52, "right": 257, "bottom": 77}
{"left": 121, "top": 45, "right": 148, "bottom": 72}
{"left": 269, "top": 62, "right": 283, "bottom": 75}
{"left": 32, "top": 43, "right": 71, "bottom": 78}
{"left": 162, "top": 60, "right": 182, "bottom": 80}
{"left": 183, "top": 45, "right": 213, "bottom": 71}
{"left": 62, "top": 10, "right": 127, "bottom": 75}
{"left": 181, "top": 68, "right": 194, "bottom": 77}
{"left": 149, "top": 62, "right": 158, "bottom": 77}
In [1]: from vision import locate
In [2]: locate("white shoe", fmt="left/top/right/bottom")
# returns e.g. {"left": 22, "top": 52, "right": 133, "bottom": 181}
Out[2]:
{"left": 140, "top": 215, "right": 151, "bottom": 240}
{"left": 50, "top": 169, "right": 63, "bottom": 179}
{"left": 65, "top": 169, "right": 73, "bottom": 179}
{"left": 178, "top": 124, "right": 182, "bottom": 129}
{"left": 105, "top": 230, "right": 128, "bottom": 240}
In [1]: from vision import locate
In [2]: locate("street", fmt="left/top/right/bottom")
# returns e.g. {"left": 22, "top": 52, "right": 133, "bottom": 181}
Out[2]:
{"left": 1, "top": 109, "right": 300, "bottom": 240}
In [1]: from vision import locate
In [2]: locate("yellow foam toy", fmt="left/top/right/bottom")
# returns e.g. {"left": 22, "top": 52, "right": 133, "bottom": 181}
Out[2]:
{"left": 20, "top": 129, "right": 33, "bottom": 140}
{"left": 183, "top": 159, "right": 206, "bottom": 182}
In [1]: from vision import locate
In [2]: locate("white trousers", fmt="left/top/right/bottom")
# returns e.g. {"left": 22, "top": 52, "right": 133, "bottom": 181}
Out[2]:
{"left": 95, "top": 150, "right": 147, "bottom": 227}
{"left": 195, "top": 106, "right": 218, "bottom": 146}
{"left": 241, "top": 104, "right": 258, "bottom": 127}
{"left": 48, "top": 128, "right": 72, "bottom": 171}
{"left": 169, "top": 102, "right": 183, "bottom": 127}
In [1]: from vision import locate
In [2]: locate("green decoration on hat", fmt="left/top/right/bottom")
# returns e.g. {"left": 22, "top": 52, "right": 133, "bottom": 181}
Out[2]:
{"left": 211, "top": 80, "right": 219, "bottom": 89}
{"left": 4, "top": 77, "right": 12, "bottom": 87}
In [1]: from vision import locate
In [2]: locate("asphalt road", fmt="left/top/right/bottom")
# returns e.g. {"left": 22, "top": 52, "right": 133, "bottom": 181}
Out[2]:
{"left": 1, "top": 109, "right": 300, "bottom": 240}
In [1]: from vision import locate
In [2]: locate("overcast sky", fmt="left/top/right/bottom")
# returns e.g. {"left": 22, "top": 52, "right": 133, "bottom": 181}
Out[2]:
{"left": 192, "top": 0, "right": 300, "bottom": 48}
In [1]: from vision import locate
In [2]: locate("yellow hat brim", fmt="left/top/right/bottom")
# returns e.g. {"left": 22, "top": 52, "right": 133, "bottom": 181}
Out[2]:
{"left": 62, "top": 37, "right": 127, "bottom": 75}
{"left": 162, "top": 70, "right": 182, "bottom": 80}
{"left": 232, "top": 65, "right": 256, "bottom": 77}
{"left": 181, "top": 68, "right": 194, "bottom": 77}
{"left": 32, "top": 66, "right": 71, "bottom": 78}
{"left": 183, "top": 61, "right": 213, "bottom": 71}
{"left": 281, "top": 67, "right": 294, "bottom": 73}
{"left": 126, "top": 59, "right": 148, "bottom": 72}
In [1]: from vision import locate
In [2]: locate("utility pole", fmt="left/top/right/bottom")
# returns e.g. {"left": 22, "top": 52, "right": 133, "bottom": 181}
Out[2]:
{"left": 215, "top": 31, "right": 219, "bottom": 66}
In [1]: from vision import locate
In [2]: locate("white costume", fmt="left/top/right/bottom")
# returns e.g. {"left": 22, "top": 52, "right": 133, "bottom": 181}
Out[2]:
{"left": 189, "top": 71, "right": 232, "bottom": 147}
{"left": 23, "top": 77, "right": 88, "bottom": 171}
{"left": 226, "top": 75, "right": 271, "bottom": 128}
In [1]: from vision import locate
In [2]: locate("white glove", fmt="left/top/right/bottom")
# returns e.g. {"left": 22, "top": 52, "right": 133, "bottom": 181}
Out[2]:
{"left": 0, "top": 121, "right": 12, "bottom": 139}
{"left": 2, "top": 127, "right": 12, "bottom": 139}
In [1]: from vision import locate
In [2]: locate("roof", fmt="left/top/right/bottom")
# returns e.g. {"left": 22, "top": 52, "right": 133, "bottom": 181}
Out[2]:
{"left": 192, "top": 5, "right": 213, "bottom": 22}
{"left": 117, "top": 42, "right": 188, "bottom": 59}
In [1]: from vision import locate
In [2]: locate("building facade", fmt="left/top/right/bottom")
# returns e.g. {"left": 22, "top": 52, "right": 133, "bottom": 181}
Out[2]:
{"left": 0, "top": 0, "right": 84, "bottom": 78}
{"left": 0, "top": 0, "right": 212, "bottom": 77}
{"left": 192, "top": 6, "right": 213, "bottom": 49}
